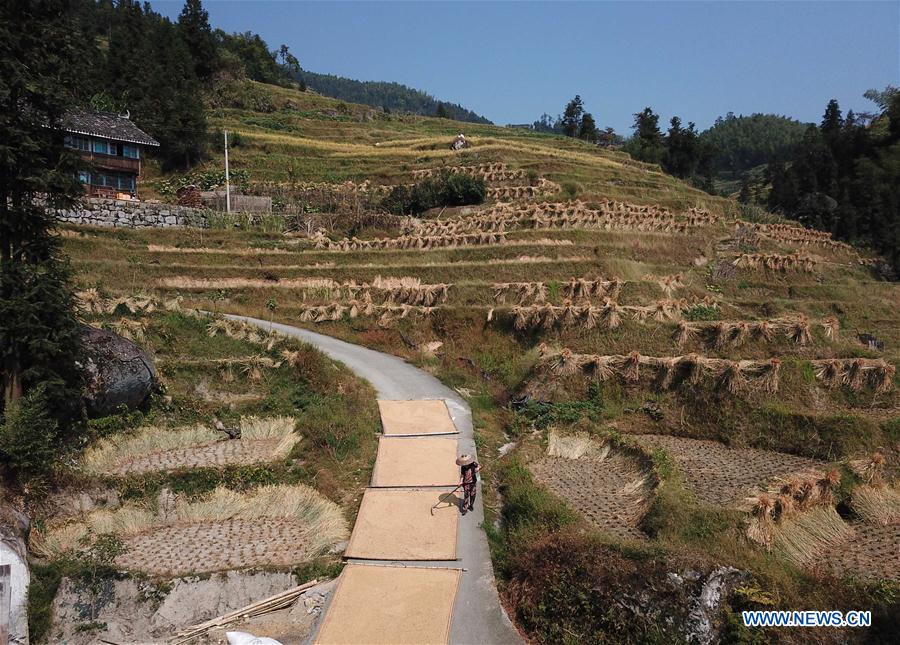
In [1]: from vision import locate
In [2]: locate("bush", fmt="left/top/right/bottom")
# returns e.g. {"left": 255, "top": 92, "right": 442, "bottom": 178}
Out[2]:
{"left": 382, "top": 171, "right": 486, "bottom": 215}
{"left": 561, "top": 181, "right": 580, "bottom": 199}
{"left": 505, "top": 529, "right": 674, "bottom": 643}
{"left": 0, "top": 385, "right": 59, "bottom": 492}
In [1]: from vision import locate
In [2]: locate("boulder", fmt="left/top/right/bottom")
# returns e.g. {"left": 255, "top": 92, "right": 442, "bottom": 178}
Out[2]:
{"left": 81, "top": 325, "right": 156, "bottom": 417}
{"left": 0, "top": 503, "right": 30, "bottom": 645}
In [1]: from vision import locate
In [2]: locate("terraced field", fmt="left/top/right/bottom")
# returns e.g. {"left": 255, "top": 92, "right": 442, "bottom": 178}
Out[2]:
{"left": 531, "top": 450, "right": 653, "bottom": 541}
{"left": 184, "top": 80, "right": 731, "bottom": 213}
{"left": 825, "top": 523, "right": 900, "bottom": 581}
{"left": 634, "top": 435, "right": 826, "bottom": 507}
{"left": 41, "top": 485, "right": 348, "bottom": 578}
{"left": 55, "top": 79, "right": 900, "bottom": 638}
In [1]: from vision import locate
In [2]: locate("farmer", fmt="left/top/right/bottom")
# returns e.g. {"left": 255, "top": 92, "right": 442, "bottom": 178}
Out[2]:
{"left": 456, "top": 453, "right": 481, "bottom": 515}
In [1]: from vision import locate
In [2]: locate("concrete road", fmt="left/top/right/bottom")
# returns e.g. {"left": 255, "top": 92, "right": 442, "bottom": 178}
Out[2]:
{"left": 227, "top": 315, "right": 522, "bottom": 644}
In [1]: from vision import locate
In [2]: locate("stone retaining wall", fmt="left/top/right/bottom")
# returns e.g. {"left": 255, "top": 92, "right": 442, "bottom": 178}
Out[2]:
{"left": 57, "top": 197, "right": 209, "bottom": 228}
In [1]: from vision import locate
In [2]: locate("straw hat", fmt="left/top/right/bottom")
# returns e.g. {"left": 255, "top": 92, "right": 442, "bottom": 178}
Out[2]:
{"left": 456, "top": 454, "right": 475, "bottom": 466}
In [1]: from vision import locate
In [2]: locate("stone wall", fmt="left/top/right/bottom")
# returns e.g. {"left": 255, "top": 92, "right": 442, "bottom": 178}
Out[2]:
{"left": 57, "top": 197, "right": 209, "bottom": 228}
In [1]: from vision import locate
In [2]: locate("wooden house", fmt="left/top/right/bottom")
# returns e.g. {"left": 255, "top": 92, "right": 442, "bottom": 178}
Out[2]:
{"left": 63, "top": 110, "right": 159, "bottom": 199}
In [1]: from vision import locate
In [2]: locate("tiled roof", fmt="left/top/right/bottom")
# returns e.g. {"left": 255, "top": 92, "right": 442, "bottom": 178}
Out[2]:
{"left": 63, "top": 110, "right": 160, "bottom": 147}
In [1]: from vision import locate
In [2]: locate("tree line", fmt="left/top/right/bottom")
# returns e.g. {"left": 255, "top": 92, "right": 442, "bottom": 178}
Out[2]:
{"left": 526, "top": 91, "right": 899, "bottom": 270}
{"left": 298, "top": 70, "right": 492, "bottom": 124}
{"left": 764, "top": 91, "right": 900, "bottom": 270}
{"left": 523, "top": 96, "right": 622, "bottom": 147}
{"left": 622, "top": 107, "right": 716, "bottom": 191}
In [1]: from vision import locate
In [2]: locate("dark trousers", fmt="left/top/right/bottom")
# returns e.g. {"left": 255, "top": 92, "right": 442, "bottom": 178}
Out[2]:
{"left": 462, "top": 482, "right": 476, "bottom": 511}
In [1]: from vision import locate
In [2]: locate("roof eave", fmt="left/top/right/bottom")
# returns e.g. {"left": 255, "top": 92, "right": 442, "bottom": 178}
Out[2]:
{"left": 63, "top": 127, "right": 160, "bottom": 147}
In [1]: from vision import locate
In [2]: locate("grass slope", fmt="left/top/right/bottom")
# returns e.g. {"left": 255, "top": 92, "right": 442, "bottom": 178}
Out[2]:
{"left": 146, "top": 79, "right": 730, "bottom": 213}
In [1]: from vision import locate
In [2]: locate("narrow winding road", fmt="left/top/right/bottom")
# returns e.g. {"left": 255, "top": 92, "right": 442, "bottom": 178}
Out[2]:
{"left": 227, "top": 314, "right": 521, "bottom": 644}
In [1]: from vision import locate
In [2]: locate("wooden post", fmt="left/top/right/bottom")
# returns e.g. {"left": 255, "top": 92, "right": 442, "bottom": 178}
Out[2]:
{"left": 0, "top": 564, "right": 10, "bottom": 645}
{"left": 224, "top": 130, "right": 231, "bottom": 214}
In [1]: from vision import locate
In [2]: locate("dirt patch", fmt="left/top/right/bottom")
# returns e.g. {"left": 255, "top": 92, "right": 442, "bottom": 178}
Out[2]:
{"left": 635, "top": 435, "right": 825, "bottom": 507}
{"left": 531, "top": 451, "right": 652, "bottom": 541}
{"left": 50, "top": 569, "right": 303, "bottom": 645}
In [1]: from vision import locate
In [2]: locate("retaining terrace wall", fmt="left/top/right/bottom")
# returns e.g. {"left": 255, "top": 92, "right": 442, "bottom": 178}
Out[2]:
{"left": 57, "top": 197, "right": 209, "bottom": 228}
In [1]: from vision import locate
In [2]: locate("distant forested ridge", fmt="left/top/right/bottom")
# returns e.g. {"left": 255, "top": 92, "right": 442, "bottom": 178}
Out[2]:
{"left": 700, "top": 113, "right": 810, "bottom": 173}
{"left": 298, "top": 71, "right": 492, "bottom": 124}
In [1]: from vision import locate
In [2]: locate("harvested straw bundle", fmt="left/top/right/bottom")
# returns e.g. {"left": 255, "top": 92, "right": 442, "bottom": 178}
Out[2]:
{"left": 821, "top": 316, "right": 840, "bottom": 340}
{"left": 717, "top": 360, "right": 748, "bottom": 394}
{"left": 646, "top": 273, "right": 684, "bottom": 297}
{"left": 672, "top": 321, "right": 698, "bottom": 349}
{"left": 849, "top": 452, "right": 885, "bottom": 485}
{"left": 811, "top": 358, "right": 896, "bottom": 393}
{"left": 602, "top": 299, "right": 621, "bottom": 329}
{"left": 621, "top": 352, "right": 642, "bottom": 382}
{"left": 745, "top": 469, "right": 845, "bottom": 551}
{"left": 76, "top": 288, "right": 106, "bottom": 315}
{"left": 111, "top": 318, "right": 146, "bottom": 343}
{"left": 771, "top": 506, "right": 854, "bottom": 566}
{"left": 851, "top": 484, "right": 900, "bottom": 526}
{"left": 538, "top": 349, "right": 782, "bottom": 394}
{"left": 548, "top": 348, "right": 582, "bottom": 376}
{"left": 784, "top": 315, "right": 812, "bottom": 346}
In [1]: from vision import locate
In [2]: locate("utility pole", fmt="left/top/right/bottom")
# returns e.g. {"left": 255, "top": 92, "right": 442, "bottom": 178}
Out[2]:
{"left": 224, "top": 129, "right": 231, "bottom": 213}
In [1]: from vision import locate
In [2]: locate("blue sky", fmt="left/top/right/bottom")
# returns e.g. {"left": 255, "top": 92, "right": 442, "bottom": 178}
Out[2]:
{"left": 154, "top": 1, "right": 899, "bottom": 133}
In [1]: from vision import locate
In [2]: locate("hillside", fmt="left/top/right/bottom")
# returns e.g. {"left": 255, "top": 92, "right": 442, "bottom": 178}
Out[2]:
{"left": 60, "top": 79, "right": 900, "bottom": 643}
{"left": 298, "top": 70, "right": 492, "bottom": 124}
{"left": 165, "top": 79, "right": 728, "bottom": 215}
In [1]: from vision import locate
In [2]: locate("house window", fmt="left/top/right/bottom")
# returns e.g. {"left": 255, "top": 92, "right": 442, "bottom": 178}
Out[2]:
{"left": 65, "top": 135, "right": 90, "bottom": 151}
{"left": 92, "top": 139, "right": 110, "bottom": 155}
{"left": 78, "top": 170, "right": 90, "bottom": 184}
{"left": 123, "top": 145, "right": 140, "bottom": 159}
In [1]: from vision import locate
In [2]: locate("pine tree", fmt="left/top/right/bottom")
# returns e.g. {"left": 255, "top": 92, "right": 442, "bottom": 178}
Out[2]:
{"left": 107, "top": 4, "right": 207, "bottom": 170}
{"left": 738, "top": 175, "right": 752, "bottom": 203}
{"left": 579, "top": 112, "right": 598, "bottom": 142}
{"left": 628, "top": 107, "right": 665, "bottom": 165}
{"left": 821, "top": 99, "right": 844, "bottom": 139}
{"left": 148, "top": 15, "right": 208, "bottom": 169}
{"left": 0, "top": 0, "right": 85, "bottom": 423}
{"left": 561, "top": 95, "right": 584, "bottom": 138}
{"left": 178, "top": 0, "right": 218, "bottom": 79}
{"left": 767, "top": 161, "right": 799, "bottom": 212}
{"left": 277, "top": 44, "right": 301, "bottom": 77}
{"left": 435, "top": 103, "right": 449, "bottom": 119}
